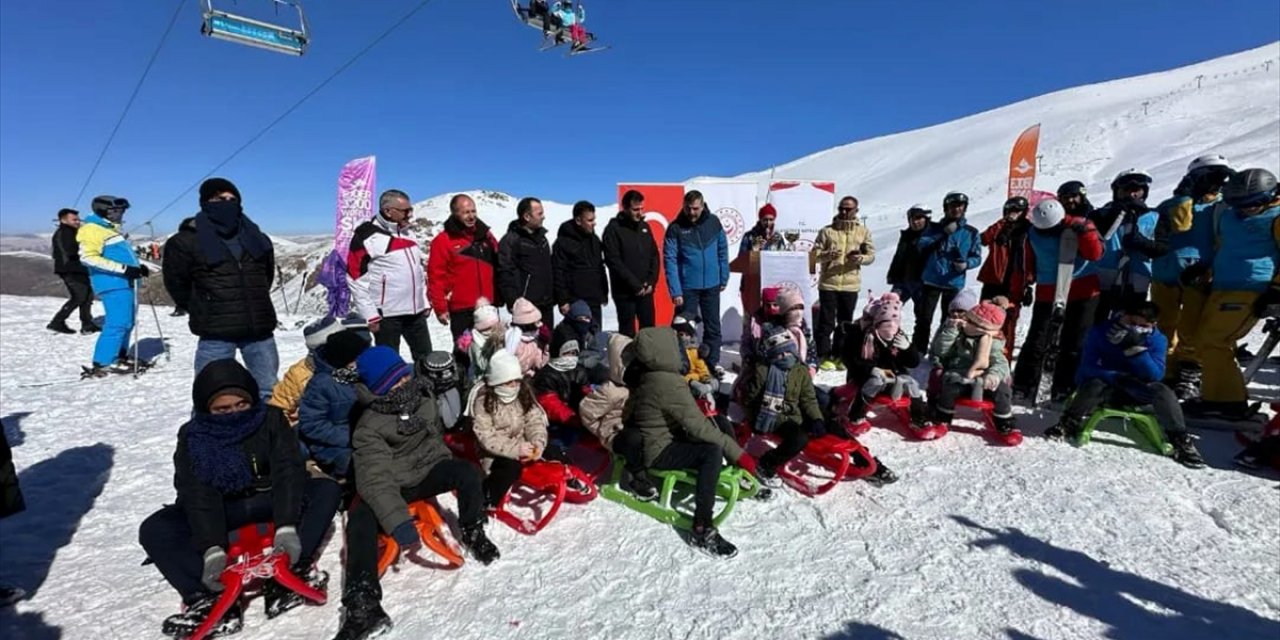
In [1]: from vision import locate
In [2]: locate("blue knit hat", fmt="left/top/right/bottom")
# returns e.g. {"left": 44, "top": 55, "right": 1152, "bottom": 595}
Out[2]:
{"left": 568, "top": 299, "right": 592, "bottom": 321}
{"left": 356, "top": 346, "right": 413, "bottom": 395}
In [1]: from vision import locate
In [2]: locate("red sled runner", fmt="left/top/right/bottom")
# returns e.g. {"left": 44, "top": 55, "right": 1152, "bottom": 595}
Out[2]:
{"left": 830, "top": 383, "right": 948, "bottom": 441}
{"left": 927, "top": 369, "right": 1023, "bottom": 446}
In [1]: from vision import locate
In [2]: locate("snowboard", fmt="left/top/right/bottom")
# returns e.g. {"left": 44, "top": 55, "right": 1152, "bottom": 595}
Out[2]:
{"left": 1030, "top": 228, "right": 1079, "bottom": 408}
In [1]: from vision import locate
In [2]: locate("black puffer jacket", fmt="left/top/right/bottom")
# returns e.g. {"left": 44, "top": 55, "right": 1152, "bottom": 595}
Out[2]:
{"left": 497, "top": 222, "right": 554, "bottom": 307}
{"left": 174, "top": 361, "right": 307, "bottom": 553}
{"left": 601, "top": 212, "right": 659, "bottom": 300}
{"left": 552, "top": 219, "right": 608, "bottom": 305}
{"left": 886, "top": 227, "right": 926, "bottom": 286}
{"left": 163, "top": 216, "right": 277, "bottom": 341}
{"left": 51, "top": 223, "right": 87, "bottom": 275}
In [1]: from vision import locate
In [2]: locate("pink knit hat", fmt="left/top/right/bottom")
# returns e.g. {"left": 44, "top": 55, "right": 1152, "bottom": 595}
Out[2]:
{"left": 512, "top": 297, "right": 541, "bottom": 325}
{"left": 860, "top": 292, "right": 903, "bottom": 358}
{"left": 777, "top": 288, "right": 804, "bottom": 313}
{"left": 965, "top": 301, "right": 1006, "bottom": 333}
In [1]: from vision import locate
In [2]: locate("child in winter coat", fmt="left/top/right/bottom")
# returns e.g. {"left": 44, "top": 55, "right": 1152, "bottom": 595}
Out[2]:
{"left": 458, "top": 298, "right": 505, "bottom": 383}
{"left": 774, "top": 287, "right": 819, "bottom": 372}
{"left": 1048, "top": 300, "right": 1205, "bottom": 468}
{"left": 673, "top": 315, "right": 714, "bottom": 399}
{"left": 506, "top": 297, "right": 549, "bottom": 376}
{"left": 579, "top": 334, "right": 657, "bottom": 500}
{"left": 421, "top": 351, "right": 464, "bottom": 430}
{"left": 840, "top": 292, "right": 928, "bottom": 431}
{"left": 468, "top": 350, "right": 550, "bottom": 508}
{"left": 270, "top": 313, "right": 367, "bottom": 423}
{"left": 296, "top": 327, "right": 372, "bottom": 481}
{"left": 139, "top": 360, "right": 342, "bottom": 638}
{"left": 336, "top": 347, "right": 500, "bottom": 639}
{"left": 624, "top": 327, "right": 762, "bottom": 558}
{"left": 533, "top": 326, "right": 591, "bottom": 436}
{"left": 927, "top": 301, "right": 1018, "bottom": 436}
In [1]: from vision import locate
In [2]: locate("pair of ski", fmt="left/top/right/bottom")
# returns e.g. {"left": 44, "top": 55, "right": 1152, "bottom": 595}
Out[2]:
{"left": 17, "top": 357, "right": 164, "bottom": 388}
{"left": 1026, "top": 228, "right": 1079, "bottom": 409}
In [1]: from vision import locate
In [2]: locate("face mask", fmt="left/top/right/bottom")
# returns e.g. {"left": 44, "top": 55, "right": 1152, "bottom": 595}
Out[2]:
{"left": 201, "top": 200, "right": 244, "bottom": 229}
{"left": 785, "top": 309, "right": 804, "bottom": 327}
{"left": 494, "top": 385, "right": 519, "bottom": 404}
{"left": 551, "top": 355, "right": 579, "bottom": 371}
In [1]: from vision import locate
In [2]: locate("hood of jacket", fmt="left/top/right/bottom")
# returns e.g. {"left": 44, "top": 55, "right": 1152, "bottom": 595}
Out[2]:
{"left": 557, "top": 218, "right": 597, "bottom": 243}
{"left": 633, "top": 327, "right": 683, "bottom": 374}
{"left": 606, "top": 333, "right": 632, "bottom": 385}
{"left": 443, "top": 215, "right": 490, "bottom": 238}
{"left": 612, "top": 211, "right": 648, "bottom": 230}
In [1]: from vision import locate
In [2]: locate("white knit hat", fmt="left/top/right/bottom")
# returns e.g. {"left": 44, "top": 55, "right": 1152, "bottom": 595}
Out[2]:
{"left": 473, "top": 299, "right": 500, "bottom": 332}
{"left": 304, "top": 313, "right": 367, "bottom": 350}
{"left": 949, "top": 289, "right": 980, "bottom": 313}
{"left": 486, "top": 350, "right": 523, "bottom": 386}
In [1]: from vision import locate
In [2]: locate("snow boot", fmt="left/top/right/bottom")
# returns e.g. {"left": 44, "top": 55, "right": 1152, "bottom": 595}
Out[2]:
{"left": 908, "top": 397, "right": 930, "bottom": 429}
{"left": 459, "top": 523, "right": 500, "bottom": 565}
{"left": 1045, "top": 414, "right": 1082, "bottom": 442}
{"left": 79, "top": 323, "right": 101, "bottom": 334}
{"left": 1168, "top": 433, "right": 1206, "bottom": 469}
{"left": 263, "top": 566, "right": 329, "bottom": 619}
{"left": 46, "top": 321, "right": 74, "bottom": 335}
{"left": 1236, "top": 343, "right": 1255, "bottom": 364}
{"left": 332, "top": 580, "right": 392, "bottom": 640}
{"left": 864, "top": 456, "right": 898, "bottom": 487}
{"left": 753, "top": 457, "right": 783, "bottom": 489}
{"left": 0, "top": 585, "right": 25, "bottom": 607}
{"left": 622, "top": 470, "right": 658, "bottom": 502}
{"left": 688, "top": 523, "right": 738, "bottom": 558}
{"left": 162, "top": 593, "right": 243, "bottom": 639}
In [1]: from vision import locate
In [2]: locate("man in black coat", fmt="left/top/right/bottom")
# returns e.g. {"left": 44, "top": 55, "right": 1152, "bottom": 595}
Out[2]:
{"left": 886, "top": 204, "right": 932, "bottom": 348}
{"left": 552, "top": 200, "right": 609, "bottom": 328}
{"left": 163, "top": 178, "right": 280, "bottom": 399}
{"left": 47, "top": 208, "right": 99, "bottom": 335}
{"left": 602, "top": 189, "right": 659, "bottom": 337}
{"left": 498, "top": 196, "right": 556, "bottom": 324}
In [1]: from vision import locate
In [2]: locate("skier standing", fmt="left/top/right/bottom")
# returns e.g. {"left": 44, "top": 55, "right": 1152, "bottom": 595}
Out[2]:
{"left": 78, "top": 195, "right": 146, "bottom": 376}
{"left": 912, "top": 192, "right": 982, "bottom": 355}
{"left": 1150, "top": 154, "right": 1233, "bottom": 399}
{"left": 1089, "top": 170, "right": 1166, "bottom": 322}
{"left": 977, "top": 196, "right": 1034, "bottom": 358}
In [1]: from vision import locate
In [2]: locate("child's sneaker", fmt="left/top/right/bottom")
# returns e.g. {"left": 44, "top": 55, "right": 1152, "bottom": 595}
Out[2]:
{"left": 460, "top": 524, "right": 500, "bottom": 565}
{"left": 623, "top": 471, "right": 658, "bottom": 502}
{"left": 162, "top": 593, "right": 243, "bottom": 638}
{"left": 688, "top": 524, "right": 738, "bottom": 558}
{"left": 864, "top": 457, "right": 899, "bottom": 486}
{"left": 1169, "top": 432, "right": 1206, "bottom": 469}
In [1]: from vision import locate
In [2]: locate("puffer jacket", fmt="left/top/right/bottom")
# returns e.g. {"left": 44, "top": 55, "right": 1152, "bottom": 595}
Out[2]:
{"left": 52, "top": 222, "right": 87, "bottom": 275}
{"left": 1211, "top": 200, "right": 1280, "bottom": 293}
{"left": 813, "top": 217, "right": 876, "bottom": 292}
{"left": 77, "top": 213, "right": 140, "bottom": 294}
{"left": 163, "top": 216, "right": 277, "bottom": 341}
{"left": 1089, "top": 202, "right": 1164, "bottom": 281}
{"left": 427, "top": 215, "right": 499, "bottom": 313}
{"left": 268, "top": 356, "right": 314, "bottom": 422}
{"left": 839, "top": 321, "right": 920, "bottom": 382}
{"left": 498, "top": 222, "right": 554, "bottom": 307}
{"left": 296, "top": 355, "right": 359, "bottom": 478}
{"left": 468, "top": 385, "right": 548, "bottom": 472}
{"left": 579, "top": 334, "right": 631, "bottom": 450}
{"left": 1076, "top": 322, "right": 1168, "bottom": 386}
{"left": 552, "top": 219, "right": 608, "bottom": 306}
{"left": 350, "top": 377, "right": 454, "bottom": 534}
{"left": 663, "top": 209, "right": 729, "bottom": 299}
{"left": 886, "top": 227, "right": 926, "bottom": 286}
{"left": 1027, "top": 216, "right": 1105, "bottom": 302}
{"left": 918, "top": 218, "right": 982, "bottom": 291}
{"left": 601, "top": 212, "right": 659, "bottom": 300}
{"left": 504, "top": 326, "right": 548, "bottom": 376}
{"left": 741, "top": 360, "right": 825, "bottom": 429}
{"left": 978, "top": 218, "right": 1033, "bottom": 300}
{"left": 346, "top": 214, "right": 428, "bottom": 322}
{"left": 532, "top": 362, "right": 590, "bottom": 426}
{"left": 928, "top": 324, "right": 1010, "bottom": 382}
{"left": 624, "top": 328, "right": 744, "bottom": 466}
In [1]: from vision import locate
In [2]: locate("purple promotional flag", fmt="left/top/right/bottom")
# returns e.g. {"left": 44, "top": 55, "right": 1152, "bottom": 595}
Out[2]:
{"left": 318, "top": 249, "right": 351, "bottom": 317}
{"left": 335, "top": 156, "right": 376, "bottom": 260}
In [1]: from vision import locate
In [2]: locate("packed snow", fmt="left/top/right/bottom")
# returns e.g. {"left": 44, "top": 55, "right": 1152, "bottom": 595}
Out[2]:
{"left": 3, "top": 42, "right": 1280, "bottom": 640}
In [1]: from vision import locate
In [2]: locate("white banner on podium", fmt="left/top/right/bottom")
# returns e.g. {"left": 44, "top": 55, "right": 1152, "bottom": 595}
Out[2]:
{"left": 759, "top": 250, "right": 815, "bottom": 329}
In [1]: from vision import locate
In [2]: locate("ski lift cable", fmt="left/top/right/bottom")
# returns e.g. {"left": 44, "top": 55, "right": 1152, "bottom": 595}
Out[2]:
{"left": 72, "top": 0, "right": 187, "bottom": 209}
{"left": 125, "top": 0, "right": 440, "bottom": 236}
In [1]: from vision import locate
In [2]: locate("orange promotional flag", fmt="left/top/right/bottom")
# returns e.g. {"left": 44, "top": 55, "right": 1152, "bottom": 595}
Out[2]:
{"left": 616, "top": 183, "right": 685, "bottom": 328}
{"left": 1008, "top": 124, "right": 1041, "bottom": 199}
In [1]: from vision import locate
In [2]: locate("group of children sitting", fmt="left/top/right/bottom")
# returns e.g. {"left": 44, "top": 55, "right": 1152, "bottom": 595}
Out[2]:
{"left": 138, "top": 282, "right": 1215, "bottom": 639}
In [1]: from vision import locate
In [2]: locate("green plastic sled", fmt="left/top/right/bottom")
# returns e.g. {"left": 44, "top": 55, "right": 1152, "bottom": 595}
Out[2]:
{"left": 599, "top": 458, "right": 760, "bottom": 530}
{"left": 1074, "top": 404, "right": 1174, "bottom": 456}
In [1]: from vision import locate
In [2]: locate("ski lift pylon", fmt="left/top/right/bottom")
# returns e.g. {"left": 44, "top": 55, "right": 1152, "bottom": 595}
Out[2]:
{"left": 201, "top": 0, "right": 310, "bottom": 56}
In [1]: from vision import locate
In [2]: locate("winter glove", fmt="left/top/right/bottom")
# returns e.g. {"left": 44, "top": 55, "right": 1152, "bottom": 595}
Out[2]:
{"left": 689, "top": 380, "right": 715, "bottom": 398}
{"left": 1021, "top": 284, "right": 1034, "bottom": 307}
{"left": 391, "top": 520, "right": 423, "bottom": 555}
{"left": 1179, "top": 261, "right": 1210, "bottom": 287}
{"left": 891, "top": 333, "right": 912, "bottom": 351}
{"left": 951, "top": 260, "right": 968, "bottom": 273}
{"left": 736, "top": 453, "right": 758, "bottom": 477}
{"left": 123, "top": 265, "right": 150, "bottom": 279}
{"left": 273, "top": 525, "right": 301, "bottom": 565}
{"left": 1254, "top": 286, "right": 1280, "bottom": 319}
{"left": 201, "top": 547, "right": 227, "bottom": 593}
{"left": 807, "top": 419, "right": 827, "bottom": 437}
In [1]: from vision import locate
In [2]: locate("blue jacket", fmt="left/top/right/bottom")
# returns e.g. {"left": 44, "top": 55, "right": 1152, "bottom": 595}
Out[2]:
{"left": 76, "top": 213, "right": 139, "bottom": 294}
{"left": 552, "top": 2, "right": 582, "bottom": 25}
{"left": 917, "top": 218, "right": 982, "bottom": 290}
{"left": 1076, "top": 322, "right": 1167, "bottom": 387}
{"left": 1151, "top": 195, "right": 1220, "bottom": 285}
{"left": 1028, "top": 224, "right": 1096, "bottom": 284}
{"left": 296, "top": 354, "right": 358, "bottom": 478}
{"left": 663, "top": 210, "right": 729, "bottom": 299}
{"left": 1211, "top": 201, "right": 1280, "bottom": 293}
{"left": 1090, "top": 203, "right": 1161, "bottom": 280}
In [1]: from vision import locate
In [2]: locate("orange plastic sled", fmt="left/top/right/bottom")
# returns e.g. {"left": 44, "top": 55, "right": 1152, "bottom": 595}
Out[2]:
{"left": 376, "top": 500, "right": 464, "bottom": 577}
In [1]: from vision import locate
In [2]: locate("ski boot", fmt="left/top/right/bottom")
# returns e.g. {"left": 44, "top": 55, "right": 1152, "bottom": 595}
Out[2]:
{"left": 263, "top": 566, "right": 329, "bottom": 619}
{"left": 1168, "top": 432, "right": 1206, "bottom": 469}
{"left": 622, "top": 470, "right": 658, "bottom": 502}
{"left": 459, "top": 523, "right": 500, "bottom": 565}
{"left": 332, "top": 580, "right": 391, "bottom": 640}
{"left": 688, "top": 523, "right": 738, "bottom": 558}
{"left": 1173, "top": 362, "right": 1202, "bottom": 401}
{"left": 162, "top": 593, "right": 243, "bottom": 638}
{"left": 46, "top": 321, "right": 74, "bottom": 335}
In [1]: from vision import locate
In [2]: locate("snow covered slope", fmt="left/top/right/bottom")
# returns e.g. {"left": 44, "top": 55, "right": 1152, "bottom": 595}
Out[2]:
{"left": 2, "top": 295, "right": 1279, "bottom": 640}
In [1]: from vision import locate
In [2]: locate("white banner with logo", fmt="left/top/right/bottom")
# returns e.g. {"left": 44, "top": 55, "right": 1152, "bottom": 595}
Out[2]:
{"left": 686, "top": 180, "right": 757, "bottom": 344}
{"left": 759, "top": 251, "right": 816, "bottom": 329}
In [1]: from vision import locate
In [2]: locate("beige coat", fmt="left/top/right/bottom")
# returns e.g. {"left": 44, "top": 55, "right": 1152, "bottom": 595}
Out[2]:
{"left": 579, "top": 334, "right": 632, "bottom": 450}
{"left": 468, "top": 385, "right": 549, "bottom": 472}
{"left": 812, "top": 217, "right": 876, "bottom": 292}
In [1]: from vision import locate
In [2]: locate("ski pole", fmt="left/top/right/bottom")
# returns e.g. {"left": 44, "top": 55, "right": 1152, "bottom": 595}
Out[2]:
{"left": 1243, "top": 318, "right": 1280, "bottom": 384}
{"left": 132, "top": 279, "right": 142, "bottom": 378}
{"left": 146, "top": 281, "right": 169, "bottom": 362}
{"left": 294, "top": 270, "right": 309, "bottom": 315}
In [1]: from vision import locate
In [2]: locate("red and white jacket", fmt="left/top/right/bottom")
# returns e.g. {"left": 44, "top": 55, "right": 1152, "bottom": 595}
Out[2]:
{"left": 347, "top": 215, "right": 427, "bottom": 322}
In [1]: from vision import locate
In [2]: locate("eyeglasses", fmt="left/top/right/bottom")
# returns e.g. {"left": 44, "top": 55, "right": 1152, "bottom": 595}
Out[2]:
{"left": 386, "top": 206, "right": 412, "bottom": 214}
{"left": 838, "top": 207, "right": 857, "bottom": 213}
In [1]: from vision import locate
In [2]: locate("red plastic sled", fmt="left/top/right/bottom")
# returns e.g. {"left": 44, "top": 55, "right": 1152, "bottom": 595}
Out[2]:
{"left": 190, "top": 523, "right": 326, "bottom": 640}
{"left": 494, "top": 460, "right": 598, "bottom": 535}
{"left": 872, "top": 395, "right": 948, "bottom": 440}
{"left": 737, "top": 425, "right": 878, "bottom": 496}
{"left": 954, "top": 396, "right": 1022, "bottom": 447}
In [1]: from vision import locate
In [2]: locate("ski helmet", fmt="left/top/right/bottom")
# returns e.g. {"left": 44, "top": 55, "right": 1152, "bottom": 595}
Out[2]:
{"left": 943, "top": 192, "right": 969, "bottom": 209}
{"left": 1111, "top": 169, "right": 1153, "bottom": 199}
{"left": 1057, "top": 181, "right": 1087, "bottom": 198}
{"left": 1186, "top": 154, "right": 1234, "bottom": 195}
{"left": 1030, "top": 199, "right": 1065, "bottom": 230}
{"left": 1222, "top": 168, "right": 1278, "bottom": 210}
{"left": 1187, "top": 154, "right": 1230, "bottom": 174}
{"left": 1003, "top": 196, "right": 1029, "bottom": 214}
{"left": 91, "top": 195, "right": 130, "bottom": 223}
{"left": 907, "top": 204, "right": 932, "bottom": 219}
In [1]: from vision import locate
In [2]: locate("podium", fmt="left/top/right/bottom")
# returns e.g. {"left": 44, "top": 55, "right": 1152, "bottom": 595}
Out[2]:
{"left": 732, "top": 249, "right": 817, "bottom": 319}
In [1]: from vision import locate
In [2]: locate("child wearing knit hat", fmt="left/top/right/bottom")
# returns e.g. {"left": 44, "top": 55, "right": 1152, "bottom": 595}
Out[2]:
{"left": 458, "top": 298, "right": 507, "bottom": 382}
{"left": 466, "top": 350, "right": 551, "bottom": 508}
{"left": 504, "top": 297, "right": 549, "bottom": 377}
{"left": 268, "top": 313, "right": 368, "bottom": 424}
{"left": 926, "top": 301, "right": 1019, "bottom": 438}
{"left": 839, "top": 292, "right": 928, "bottom": 446}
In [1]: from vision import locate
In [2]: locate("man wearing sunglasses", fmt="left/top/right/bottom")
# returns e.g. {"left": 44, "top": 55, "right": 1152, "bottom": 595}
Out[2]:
{"left": 812, "top": 196, "right": 875, "bottom": 369}
{"left": 346, "top": 189, "right": 432, "bottom": 366}
{"left": 78, "top": 195, "right": 147, "bottom": 375}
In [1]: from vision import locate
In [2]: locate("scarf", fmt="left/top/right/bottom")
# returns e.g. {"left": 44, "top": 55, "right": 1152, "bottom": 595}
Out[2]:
{"left": 195, "top": 200, "right": 273, "bottom": 266}
{"left": 757, "top": 350, "right": 798, "bottom": 434}
{"left": 332, "top": 366, "right": 360, "bottom": 385}
{"left": 186, "top": 405, "right": 266, "bottom": 493}
{"left": 369, "top": 377, "right": 429, "bottom": 435}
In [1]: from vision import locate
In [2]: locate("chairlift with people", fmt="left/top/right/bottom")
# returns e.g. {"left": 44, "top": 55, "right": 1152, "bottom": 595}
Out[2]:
{"left": 200, "top": 0, "right": 310, "bottom": 56}
{"left": 511, "top": 0, "right": 609, "bottom": 56}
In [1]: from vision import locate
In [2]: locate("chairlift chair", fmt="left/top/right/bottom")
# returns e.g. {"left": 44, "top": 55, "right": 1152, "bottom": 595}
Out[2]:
{"left": 201, "top": 0, "right": 310, "bottom": 56}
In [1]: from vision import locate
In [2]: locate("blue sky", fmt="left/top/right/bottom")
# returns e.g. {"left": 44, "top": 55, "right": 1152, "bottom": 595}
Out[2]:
{"left": 1, "top": 1, "right": 1277, "bottom": 234}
